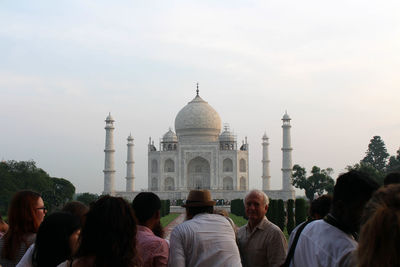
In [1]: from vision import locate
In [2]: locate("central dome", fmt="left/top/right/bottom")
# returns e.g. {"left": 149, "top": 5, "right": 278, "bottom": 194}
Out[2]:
{"left": 175, "top": 94, "right": 221, "bottom": 142}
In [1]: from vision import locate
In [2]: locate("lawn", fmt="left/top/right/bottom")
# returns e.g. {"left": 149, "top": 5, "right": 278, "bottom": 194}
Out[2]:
{"left": 229, "top": 213, "right": 247, "bottom": 227}
{"left": 161, "top": 213, "right": 180, "bottom": 227}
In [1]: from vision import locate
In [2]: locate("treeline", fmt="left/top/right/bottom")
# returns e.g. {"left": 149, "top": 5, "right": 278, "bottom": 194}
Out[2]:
{"left": 231, "top": 198, "right": 308, "bottom": 234}
{"left": 0, "top": 160, "right": 75, "bottom": 215}
{"left": 292, "top": 135, "right": 400, "bottom": 201}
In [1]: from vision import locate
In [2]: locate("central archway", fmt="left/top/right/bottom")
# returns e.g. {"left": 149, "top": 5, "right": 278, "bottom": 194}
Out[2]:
{"left": 187, "top": 157, "right": 210, "bottom": 189}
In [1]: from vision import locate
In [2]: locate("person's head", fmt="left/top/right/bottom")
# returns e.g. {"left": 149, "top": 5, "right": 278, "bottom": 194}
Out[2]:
{"left": 132, "top": 192, "right": 161, "bottom": 225}
{"left": 1, "top": 190, "right": 46, "bottom": 260}
{"left": 384, "top": 172, "right": 400, "bottom": 185}
{"left": 62, "top": 201, "right": 89, "bottom": 227}
{"left": 357, "top": 184, "right": 400, "bottom": 267}
{"left": 132, "top": 192, "right": 163, "bottom": 237}
{"left": 309, "top": 194, "right": 332, "bottom": 220}
{"left": 183, "top": 190, "right": 216, "bottom": 220}
{"left": 332, "top": 170, "right": 379, "bottom": 234}
{"left": 244, "top": 190, "right": 269, "bottom": 227}
{"left": 32, "top": 212, "right": 81, "bottom": 267}
{"left": 75, "top": 195, "right": 138, "bottom": 267}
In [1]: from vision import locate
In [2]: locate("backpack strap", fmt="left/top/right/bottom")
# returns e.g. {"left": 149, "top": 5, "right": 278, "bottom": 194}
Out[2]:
{"left": 281, "top": 221, "right": 310, "bottom": 267}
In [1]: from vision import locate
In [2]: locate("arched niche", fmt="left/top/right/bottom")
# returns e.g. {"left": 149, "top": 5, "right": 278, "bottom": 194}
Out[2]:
{"left": 187, "top": 157, "right": 210, "bottom": 190}
{"left": 223, "top": 176, "right": 233, "bottom": 190}
{"left": 223, "top": 158, "right": 233, "bottom": 172}
{"left": 164, "top": 159, "right": 175, "bottom": 172}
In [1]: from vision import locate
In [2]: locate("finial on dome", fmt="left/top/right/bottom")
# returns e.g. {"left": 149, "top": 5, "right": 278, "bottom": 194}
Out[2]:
{"left": 196, "top": 82, "right": 199, "bottom": 96}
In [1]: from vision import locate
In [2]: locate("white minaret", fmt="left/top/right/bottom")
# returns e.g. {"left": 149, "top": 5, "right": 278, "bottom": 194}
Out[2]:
{"left": 281, "top": 111, "right": 293, "bottom": 191}
{"left": 103, "top": 113, "right": 116, "bottom": 194}
{"left": 262, "top": 132, "right": 271, "bottom": 190}
{"left": 125, "top": 133, "right": 135, "bottom": 192}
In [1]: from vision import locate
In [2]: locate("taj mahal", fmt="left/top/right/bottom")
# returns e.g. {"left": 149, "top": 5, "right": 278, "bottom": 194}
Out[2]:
{"left": 103, "top": 88, "right": 295, "bottom": 201}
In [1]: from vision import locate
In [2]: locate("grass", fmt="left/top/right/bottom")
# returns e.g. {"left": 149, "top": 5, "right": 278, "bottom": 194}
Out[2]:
{"left": 229, "top": 213, "right": 248, "bottom": 227}
{"left": 161, "top": 213, "right": 180, "bottom": 227}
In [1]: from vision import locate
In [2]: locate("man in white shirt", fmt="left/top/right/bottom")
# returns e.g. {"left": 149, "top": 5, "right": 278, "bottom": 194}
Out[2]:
{"left": 289, "top": 170, "right": 379, "bottom": 267}
{"left": 168, "top": 190, "right": 242, "bottom": 267}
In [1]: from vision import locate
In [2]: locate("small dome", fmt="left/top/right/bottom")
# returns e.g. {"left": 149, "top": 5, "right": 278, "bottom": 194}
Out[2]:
{"left": 163, "top": 128, "right": 178, "bottom": 142}
{"left": 262, "top": 132, "right": 268, "bottom": 139}
{"left": 219, "top": 125, "right": 235, "bottom": 142}
{"left": 175, "top": 95, "right": 221, "bottom": 139}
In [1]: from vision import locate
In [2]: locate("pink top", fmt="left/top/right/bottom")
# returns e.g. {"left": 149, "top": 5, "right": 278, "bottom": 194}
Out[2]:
{"left": 136, "top": 225, "right": 169, "bottom": 267}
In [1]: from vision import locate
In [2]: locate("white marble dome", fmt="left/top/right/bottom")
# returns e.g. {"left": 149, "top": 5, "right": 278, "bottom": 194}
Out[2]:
{"left": 219, "top": 128, "right": 235, "bottom": 142}
{"left": 175, "top": 94, "right": 221, "bottom": 140}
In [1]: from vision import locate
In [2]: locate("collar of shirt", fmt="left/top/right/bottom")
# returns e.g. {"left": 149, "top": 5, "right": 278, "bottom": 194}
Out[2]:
{"left": 246, "top": 216, "right": 269, "bottom": 235}
{"left": 137, "top": 225, "right": 154, "bottom": 235}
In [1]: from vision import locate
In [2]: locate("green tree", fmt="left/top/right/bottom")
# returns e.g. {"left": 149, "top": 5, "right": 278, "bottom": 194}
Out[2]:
{"left": 346, "top": 163, "right": 385, "bottom": 185}
{"left": 361, "top": 136, "right": 389, "bottom": 172}
{"left": 292, "top": 165, "right": 335, "bottom": 201}
{"left": 76, "top": 192, "right": 99, "bottom": 206}
{"left": 387, "top": 148, "right": 400, "bottom": 173}
{"left": 0, "top": 160, "right": 76, "bottom": 214}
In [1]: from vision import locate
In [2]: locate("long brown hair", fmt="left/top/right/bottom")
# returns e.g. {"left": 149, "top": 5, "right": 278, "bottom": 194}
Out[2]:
{"left": 74, "top": 195, "right": 139, "bottom": 267}
{"left": 1, "top": 190, "right": 42, "bottom": 260}
{"left": 358, "top": 184, "right": 400, "bottom": 267}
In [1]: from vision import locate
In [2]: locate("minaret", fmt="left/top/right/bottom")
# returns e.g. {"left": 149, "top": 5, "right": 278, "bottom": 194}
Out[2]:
{"left": 262, "top": 132, "right": 271, "bottom": 190}
{"left": 103, "top": 113, "right": 116, "bottom": 195}
{"left": 125, "top": 133, "right": 135, "bottom": 192}
{"left": 281, "top": 111, "right": 293, "bottom": 191}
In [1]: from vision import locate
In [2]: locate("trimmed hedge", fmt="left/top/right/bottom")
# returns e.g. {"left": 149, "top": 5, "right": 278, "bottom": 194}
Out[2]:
{"left": 277, "top": 199, "right": 285, "bottom": 231}
{"left": 160, "top": 199, "right": 170, "bottom": 217}
{"left": 295, "top": 198, "right": 307, "bottom": 226}
{"left": 231, "top": 199, "right": 245, "bottom": 217}
{"left": 286, "top": 199, "right": 295, "bottom": 235}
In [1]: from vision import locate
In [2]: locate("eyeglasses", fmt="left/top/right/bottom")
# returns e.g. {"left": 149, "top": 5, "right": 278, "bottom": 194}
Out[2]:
{"left": 36, "top": 207, "right": 47, "bottom": 212}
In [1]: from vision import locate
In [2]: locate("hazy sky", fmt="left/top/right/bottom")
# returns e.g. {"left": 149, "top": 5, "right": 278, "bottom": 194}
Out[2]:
{"left": 1, "top": 0, "right": 399, "bottom": 195}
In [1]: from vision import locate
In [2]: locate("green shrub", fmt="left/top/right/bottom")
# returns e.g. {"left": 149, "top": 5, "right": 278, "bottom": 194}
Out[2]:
{"left": 295, "top": 198, "right": 307, "bottom": 226}
{"left": 277, "top": 199, "right": 285, "bottom": 231}
{"left": 231, "top": 199, "right": 245, "bottom": 217}
{"left": 286, "top": 199, "right": 295, "bottom": 235}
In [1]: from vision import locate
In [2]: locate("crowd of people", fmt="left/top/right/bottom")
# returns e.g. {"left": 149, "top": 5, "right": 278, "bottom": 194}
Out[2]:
{"left": 0, "top": 170, "right": 399, "bottom": 267}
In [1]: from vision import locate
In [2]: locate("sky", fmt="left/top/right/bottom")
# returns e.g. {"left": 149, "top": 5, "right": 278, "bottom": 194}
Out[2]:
{"left": 1, "top": 0, "right": 399, "bottom": 195}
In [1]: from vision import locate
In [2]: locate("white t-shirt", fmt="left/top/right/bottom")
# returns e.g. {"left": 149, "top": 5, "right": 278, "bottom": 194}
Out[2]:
{"left": 289, "top": 220, "right": 357, "bottom": 267}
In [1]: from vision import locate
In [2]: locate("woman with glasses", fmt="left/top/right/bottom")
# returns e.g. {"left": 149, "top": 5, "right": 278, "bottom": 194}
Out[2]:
{"left": 0, "top": 191, "right": 46, "bottom": 267}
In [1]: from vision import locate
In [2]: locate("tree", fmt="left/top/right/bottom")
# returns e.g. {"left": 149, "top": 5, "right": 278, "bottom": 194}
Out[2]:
{"left": 292, "top": 165, "right": 335, "bottom": 201}
{"left": 0, "top": 160, "right": 75, "bottom": 214}
{"left": 76, "top": 193, "right": 99, "bottom": 206}
{"left": 387, "top": 148, "right": 400, "bottom": 173}
{"left": 346, "top": 163, "right": 385, "bottom": 186}
{"left": 361, "top": 136, "right": 389, "bottom": 172}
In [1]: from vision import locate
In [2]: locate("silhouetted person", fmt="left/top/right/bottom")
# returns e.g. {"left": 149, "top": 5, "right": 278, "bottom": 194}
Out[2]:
{"left": 288, "top": 171, "right": 379, "bottom": 267}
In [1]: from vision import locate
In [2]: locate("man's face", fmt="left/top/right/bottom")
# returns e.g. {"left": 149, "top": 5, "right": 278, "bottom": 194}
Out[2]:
{"left": 245, "top": 192, "right": 268, "bottom": 225}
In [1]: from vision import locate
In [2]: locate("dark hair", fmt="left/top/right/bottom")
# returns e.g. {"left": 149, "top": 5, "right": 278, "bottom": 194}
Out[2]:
{"left": 62, "top": 201, "right": 89, "bottom": 227}
{"left": 358, "top": 184, "right": 400, "bottom": 267}
{"left": 186, "top": 206, "right": 214, "bottom": 219}
{"left": 74, "top": 195, "right": 138, "bottom": 267}
{"left": 333, "top": 170, "right": 379, "bottom": 206}
{"left": 32, "top": 212, "right": 80, "bottom": 267}
{"left": 384, "top": 172, "right": 400, "bottom": 186}
{"left": 309, "top": 194, "right": 332, "bottom": 220}
{"left": 1, "top": 190, "right": 42, "bottom": 260}
{"left": 132, "top": 192, "right": 161, "bottom": 224}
